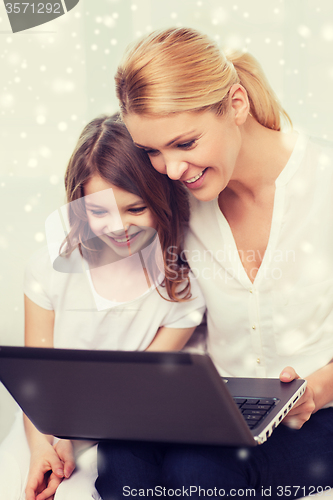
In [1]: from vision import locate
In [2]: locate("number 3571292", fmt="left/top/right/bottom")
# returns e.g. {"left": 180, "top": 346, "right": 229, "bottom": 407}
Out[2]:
{"left": 5, "top": 3, "right": 61, "bottom": 14}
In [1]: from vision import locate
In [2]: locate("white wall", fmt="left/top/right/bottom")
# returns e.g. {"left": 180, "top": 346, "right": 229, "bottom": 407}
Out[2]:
{"left": 1, "top": 0, "right": 333, "bottom": 442}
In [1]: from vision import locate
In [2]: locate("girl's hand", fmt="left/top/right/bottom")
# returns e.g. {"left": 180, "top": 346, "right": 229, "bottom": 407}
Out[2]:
{"left": 279, "top": 366, "right": 316, "bottom": 429}
{"left": 25, "top": 439, "right": 75, "bottom": 500}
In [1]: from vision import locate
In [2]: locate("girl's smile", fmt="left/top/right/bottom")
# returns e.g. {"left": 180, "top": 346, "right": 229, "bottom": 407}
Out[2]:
{"left": 83, "top": 175, "right": 157, "bottom": 259}
{"left": 104, "top": 228, "right": 145, "bottom": 249}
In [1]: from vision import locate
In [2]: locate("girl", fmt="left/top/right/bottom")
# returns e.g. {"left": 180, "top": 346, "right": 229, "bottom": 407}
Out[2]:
{"left": 95, "top": 27, "right": 333, "bottom": 498}
{"left": 0, "top": 115, "right": 205, "bottom": 500}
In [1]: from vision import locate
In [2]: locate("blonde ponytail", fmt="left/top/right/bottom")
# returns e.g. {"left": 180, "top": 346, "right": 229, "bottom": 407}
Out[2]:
{"left": 116, "top": 27, "right": 292, "bottom": 131}
{"left": 226, "top": 51, "right": 292, "bottom": 130}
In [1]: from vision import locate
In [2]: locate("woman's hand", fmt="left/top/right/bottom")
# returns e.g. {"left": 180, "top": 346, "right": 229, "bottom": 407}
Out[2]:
{"left": 279, "top": 366, "right": 316, "bottom": 429}
{"left": 25, "top": 439, "right": 75, "bottom": 500}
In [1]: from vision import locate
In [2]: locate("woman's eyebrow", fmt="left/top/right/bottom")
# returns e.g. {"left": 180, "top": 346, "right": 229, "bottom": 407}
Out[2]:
{"left": 134, "top": 130, "right": 196, "bottom": 149}
{"left": 165, "top": 131, "right": 196, "bottom": 147}
{"left": 124, "top": 200, "right": 145, "bottom": 209}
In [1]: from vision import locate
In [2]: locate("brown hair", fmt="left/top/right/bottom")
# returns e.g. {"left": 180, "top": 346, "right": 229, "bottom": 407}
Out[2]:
{"left": 63, "top": 114, "right": 191, "bottom": 301}
{"left": 115, "top": 27, "right": 291, "bottom": 131}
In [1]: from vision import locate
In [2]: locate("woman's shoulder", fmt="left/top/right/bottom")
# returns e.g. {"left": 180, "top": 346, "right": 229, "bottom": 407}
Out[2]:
{"left": 296, "top": 134, "right": 333, "bottom": 183}
{"left": 303, "top": 134, "right": 333, "bottom": 165}
{"left": 308, "top": 134, "right": 333, "bottom": 150}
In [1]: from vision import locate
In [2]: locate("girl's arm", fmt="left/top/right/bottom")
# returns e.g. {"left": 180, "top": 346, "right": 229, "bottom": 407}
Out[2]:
{"left": 24, "top": 295, "right": 75, "bottom": 500}
{"left": 146, "top": 326, "right": 196, "bottom": 352}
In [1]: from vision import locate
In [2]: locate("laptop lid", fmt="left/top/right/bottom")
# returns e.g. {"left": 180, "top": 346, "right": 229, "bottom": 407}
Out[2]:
{"left": 0, "top": 346, "right": 306, "bottom": 446}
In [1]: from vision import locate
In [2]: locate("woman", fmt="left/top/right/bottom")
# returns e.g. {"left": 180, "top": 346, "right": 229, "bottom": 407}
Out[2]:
{"left": 95, "top": 27, "right": 333, "bottom": 498}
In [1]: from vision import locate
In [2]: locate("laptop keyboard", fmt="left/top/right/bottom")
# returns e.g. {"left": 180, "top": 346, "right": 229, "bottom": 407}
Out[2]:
{"left": 233, "top": 397, "right": 277, "bottom": 430}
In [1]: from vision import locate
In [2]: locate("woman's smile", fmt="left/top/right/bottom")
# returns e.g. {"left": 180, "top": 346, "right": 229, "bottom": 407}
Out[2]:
{"left": 183, "top": 168, "right": 208, "bottom": 189}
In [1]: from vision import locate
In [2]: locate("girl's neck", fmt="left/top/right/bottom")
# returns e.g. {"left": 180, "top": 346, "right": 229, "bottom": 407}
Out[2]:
{"left": 89, "top": 253, "right": 151, "bottom": 303}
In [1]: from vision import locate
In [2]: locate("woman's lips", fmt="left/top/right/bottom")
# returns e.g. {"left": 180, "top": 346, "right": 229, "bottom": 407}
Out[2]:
{"left": 183, "top": 168, "right": 208, "bottom": 189}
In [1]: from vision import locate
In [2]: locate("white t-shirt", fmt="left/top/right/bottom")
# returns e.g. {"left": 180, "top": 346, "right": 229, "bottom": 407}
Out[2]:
{"left": 185, "top": 134, "right": 333, "bottom": 378}
{"left": 24, "top": 246, "right": 206, "bottom": 351}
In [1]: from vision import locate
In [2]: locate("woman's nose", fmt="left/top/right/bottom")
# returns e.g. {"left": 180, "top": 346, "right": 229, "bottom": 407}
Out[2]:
{"left": 164, "top": 159, "right": 189, "bottom": 180}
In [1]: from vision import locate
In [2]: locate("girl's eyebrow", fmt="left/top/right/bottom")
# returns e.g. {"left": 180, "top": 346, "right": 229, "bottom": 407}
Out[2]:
{"left": 84, "top": 201, "right": 106, "bottom": 209}
{"left": 134, "top": 130, "right": 196, "bottom": 149}
{"left": 85, "top": 200, "right": 144, "bottom": 210}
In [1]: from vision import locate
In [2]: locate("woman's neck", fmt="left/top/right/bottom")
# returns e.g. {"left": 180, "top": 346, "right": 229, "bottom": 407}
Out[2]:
{"left": 228, "top": 116, "right": 298, "bottom": 200}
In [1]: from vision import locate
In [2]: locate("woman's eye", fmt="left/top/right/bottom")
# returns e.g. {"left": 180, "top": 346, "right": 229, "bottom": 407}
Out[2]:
{"left": 145, "top": 149, "right": 160, "bottom": 157}
{"left": 177, "top": 140, "right": 196, "bottom": 149}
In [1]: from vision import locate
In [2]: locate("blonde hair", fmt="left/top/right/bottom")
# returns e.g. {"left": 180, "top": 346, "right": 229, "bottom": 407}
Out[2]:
{"left": 116, "top": 27, "right": 291, "bottom": 131}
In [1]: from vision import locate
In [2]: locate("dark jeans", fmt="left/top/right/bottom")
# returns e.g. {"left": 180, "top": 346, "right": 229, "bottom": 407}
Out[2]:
{"left": 95, "top": 408, "right": 333, "bottom": 500}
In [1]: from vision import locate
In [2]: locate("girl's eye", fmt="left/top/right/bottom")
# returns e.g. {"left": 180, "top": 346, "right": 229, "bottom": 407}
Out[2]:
{"left": 90, "top": 209, "right": 107, "bottom": 217}
{"left": 177, "top": 140, "right": 196, "bottom": 150}
{"left": 128, "top": 206, "right": 147, "bottom": 214}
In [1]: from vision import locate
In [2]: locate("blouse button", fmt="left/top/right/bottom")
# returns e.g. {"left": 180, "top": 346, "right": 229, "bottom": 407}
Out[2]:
{"left": 252, "top": 325, "right": 256, "bottom": 330}
{"left": 256, "top": 358, "right": 261, "bottom": 364}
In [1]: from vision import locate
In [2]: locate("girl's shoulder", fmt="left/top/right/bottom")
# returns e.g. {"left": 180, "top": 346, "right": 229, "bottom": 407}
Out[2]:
{"left": 157, "top": 270, "right": 205, "bottom": 307}
{"left": 25, "top": 245, "right": 82, "bottom": 275}
{"left": 24, "top": 246, "right": 83, "bottom": 304}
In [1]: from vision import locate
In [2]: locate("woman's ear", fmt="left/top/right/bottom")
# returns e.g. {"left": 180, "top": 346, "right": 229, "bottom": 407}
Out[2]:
{"left": 229, "top": 84, "right": 250, "bottom": 126}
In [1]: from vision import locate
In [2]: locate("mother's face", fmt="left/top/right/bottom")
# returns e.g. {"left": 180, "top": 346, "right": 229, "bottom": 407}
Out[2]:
{"left": 124, "top": 108, "right": 244, "bottom": 202}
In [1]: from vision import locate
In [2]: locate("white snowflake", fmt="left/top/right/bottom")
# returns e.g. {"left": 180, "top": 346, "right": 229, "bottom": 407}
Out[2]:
{"left": 322, "top": 25, "right": 333, "bottom": 41}
{"left": 50, "top": 175, "right": 59, "bottom": 185}
{"left": 27, "top": 158, "right": 38, "bottom": 168}
{"left": 298, "top": 25, "right": 311, "bottom": 38}
{"left": 35, "top": 232, "right": 45, "bottom": 242}
{"left": 58, "top": 122, "right": 68, "bottom": 132}
{"left": 36, "top": 115, "right": 46, "bottom": 125}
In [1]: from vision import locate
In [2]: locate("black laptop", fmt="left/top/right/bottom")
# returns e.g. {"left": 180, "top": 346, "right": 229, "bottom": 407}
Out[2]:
{"left": 0, "top": 346, "right": 306, "bottom": 446}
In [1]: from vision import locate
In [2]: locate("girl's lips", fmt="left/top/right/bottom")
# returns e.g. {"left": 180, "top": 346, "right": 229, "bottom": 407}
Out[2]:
{"left": 106, "top": 230, "right": 142, "bottom": 248}
{"left": 183, "top": 168, "right": 208, "bottom": 190}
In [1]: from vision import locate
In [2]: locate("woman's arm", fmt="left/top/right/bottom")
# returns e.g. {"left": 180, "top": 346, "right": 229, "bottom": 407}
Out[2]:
{"left": 280, "top": 361, "right": 333, "bottom": 429}
{"left": 146, "top": 326, "right": 196, "bottom": 352}
{"left": 24, "top": 295, "right": 75, "bottom": 500}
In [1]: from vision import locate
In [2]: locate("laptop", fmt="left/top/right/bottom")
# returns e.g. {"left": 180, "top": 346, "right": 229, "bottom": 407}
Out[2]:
{"left": 0, "top": 346, "right": 306, "bottom": 446}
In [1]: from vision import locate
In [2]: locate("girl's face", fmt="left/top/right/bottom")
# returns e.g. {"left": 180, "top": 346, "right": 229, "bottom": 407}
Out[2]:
{"left": 124, "top": 109, "right": 243, "bottom": 202}
{"left": 83, "top": 175, "right": 157, "bottom": 258}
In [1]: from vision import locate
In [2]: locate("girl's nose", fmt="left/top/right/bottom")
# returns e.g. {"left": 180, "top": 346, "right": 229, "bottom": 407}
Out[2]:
{"left": 104, "top": 213, "right": 123, "bottom": 234}
{"left": 165, "top": 159, "right": 189, "bottom": 180}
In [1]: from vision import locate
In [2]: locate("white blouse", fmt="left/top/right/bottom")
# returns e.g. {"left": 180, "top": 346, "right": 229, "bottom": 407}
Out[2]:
{"left": 185, "top": 134, "right": 333, "bottom": 379}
